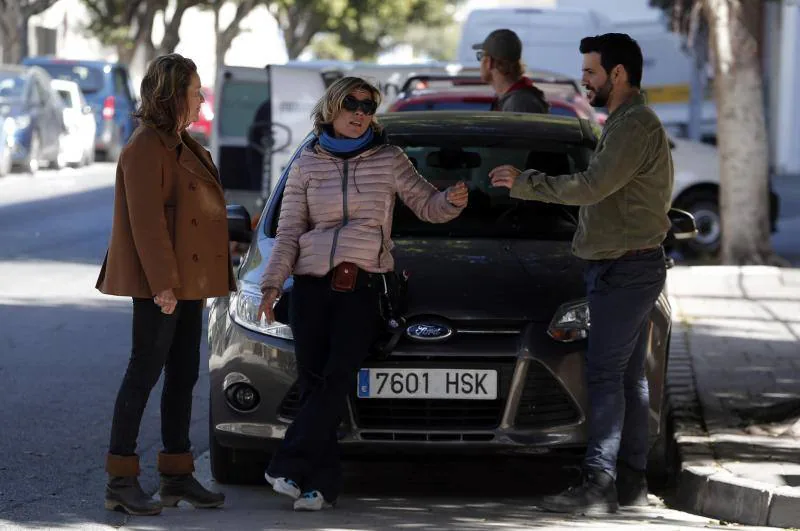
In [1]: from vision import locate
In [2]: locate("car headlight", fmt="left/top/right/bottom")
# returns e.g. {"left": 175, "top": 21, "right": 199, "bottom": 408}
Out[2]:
{"left": 230, "top": 287, "right": 293, "bottom": 340}
{"left": 548, "top": 299, "right": 590, "bottom": 343}
{"left": 13, "top": 116, "right": 31, "bottom": 130}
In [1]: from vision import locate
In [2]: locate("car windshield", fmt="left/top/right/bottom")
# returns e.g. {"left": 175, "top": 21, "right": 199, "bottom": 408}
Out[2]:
{"left": 391, "top": 141, "right": 587, "bottom": 239}
{"left": 36, "top": 64, "right": 104, "bottom": 94}
{"left": 0, "top": 73, "right": 25, "bottom": 101}
{"left": 268, "top": 136, "right": 591, "bottom": 241}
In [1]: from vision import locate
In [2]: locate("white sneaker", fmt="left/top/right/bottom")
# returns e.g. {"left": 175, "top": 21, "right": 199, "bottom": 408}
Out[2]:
{"left": 293, "top": 490, "right": 333, "bottom": 511}
{"left": 265, "top": 472, "right": 301, "bottom": 500}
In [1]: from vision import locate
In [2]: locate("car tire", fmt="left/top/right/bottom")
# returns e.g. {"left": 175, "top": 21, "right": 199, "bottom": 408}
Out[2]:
{"left": 26, "top": 132, "right": 41, "bottom": 174}
{"left": 209, "top": 412, "right": 271, "bottom": 485}
{"left": 674, "top": 189, "right": 720, "bottom": 258}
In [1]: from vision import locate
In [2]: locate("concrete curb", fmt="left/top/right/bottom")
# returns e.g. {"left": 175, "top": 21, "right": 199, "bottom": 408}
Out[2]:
{"left": 668, "top": 319, "right": 800, "bottom": 528}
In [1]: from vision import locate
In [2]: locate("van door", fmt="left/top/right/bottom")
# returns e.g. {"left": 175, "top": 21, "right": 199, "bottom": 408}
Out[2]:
{"left": 212, "top": 64, "right": 326, "bottom": 219}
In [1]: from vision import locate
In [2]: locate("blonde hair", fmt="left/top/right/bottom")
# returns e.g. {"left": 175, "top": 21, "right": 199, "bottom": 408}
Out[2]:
{"left": 494, "top": 57, "right": 525, "bottom": 81}
{"left": 311, "top": 76, "right": 383, "bottom": 136}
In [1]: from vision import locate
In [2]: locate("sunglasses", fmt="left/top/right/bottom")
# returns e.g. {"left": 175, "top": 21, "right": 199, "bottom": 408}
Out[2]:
{"left": 342, "top": 94, "right": 378, "bottom": 115}
{"left": 476, "top": 50, "right": 486, "bottom": 61}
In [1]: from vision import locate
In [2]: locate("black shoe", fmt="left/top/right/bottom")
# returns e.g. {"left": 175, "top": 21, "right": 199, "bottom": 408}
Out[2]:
{"left": 616, "top": 462, "right": 649, "bottom": 507}
{"left": 159, "top": 474, "right": 225, "bottom": 508}
{"left": 535, "top": 468, "right": 619, "bottom": 515}
{"left": 105, "top": 476, "right": 162, "bottom": 516}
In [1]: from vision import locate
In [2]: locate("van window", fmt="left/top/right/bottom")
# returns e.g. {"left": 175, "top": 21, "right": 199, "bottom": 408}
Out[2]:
{"left": 57, "top": 89, "right": 74, "bottom": 107}
{"left": 114, "top": 68, "right": 133, "bottom": 100}
{"left": 36, "top": 64, "right": 104, "bottom": 94}
{"left": 219, "top": 80, "right": 269, "bottom": 137}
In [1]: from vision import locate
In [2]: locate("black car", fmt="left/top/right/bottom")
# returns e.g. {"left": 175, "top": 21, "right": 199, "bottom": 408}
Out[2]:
{"left": 208, "top": 111, "right": 696, "bottom": 484}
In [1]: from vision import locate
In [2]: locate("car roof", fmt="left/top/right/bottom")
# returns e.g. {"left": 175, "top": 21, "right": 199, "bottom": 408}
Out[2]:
{"left": 24, "top": 56, "right": 120, "bottom": 69}
{"left": 379, "top": 111, "right": 593, "bottom": 145}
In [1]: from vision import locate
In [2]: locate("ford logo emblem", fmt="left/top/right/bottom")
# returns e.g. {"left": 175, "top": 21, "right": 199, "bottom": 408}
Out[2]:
{"left": 406, "top": 322, "right": 453, "bottom": 342}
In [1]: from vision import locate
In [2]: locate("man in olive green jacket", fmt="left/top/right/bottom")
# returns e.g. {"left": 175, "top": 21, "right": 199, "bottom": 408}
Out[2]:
{"left": 490, "top": 33, "right": 674, "bottom": 515}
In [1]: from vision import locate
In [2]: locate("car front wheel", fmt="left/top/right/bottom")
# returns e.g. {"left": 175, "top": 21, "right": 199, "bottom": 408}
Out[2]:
{"left": 209, "top": 413, "right": 271, "bottom": 485}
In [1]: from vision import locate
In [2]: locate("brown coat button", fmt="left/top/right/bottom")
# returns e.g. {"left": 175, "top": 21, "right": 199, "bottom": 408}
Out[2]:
{"left": 192, "top": 254, "right": 199, "bottom": 262}
{"left": 189, "top": 182, "right": 197, "bottom": 190}
{"left": 191, "top": 218, "right": 198, "bottom": 226}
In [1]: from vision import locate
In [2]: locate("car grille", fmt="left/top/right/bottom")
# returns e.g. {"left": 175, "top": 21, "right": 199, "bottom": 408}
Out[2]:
{"left": 514, "top": 362, "right": 581, "bottom": 428}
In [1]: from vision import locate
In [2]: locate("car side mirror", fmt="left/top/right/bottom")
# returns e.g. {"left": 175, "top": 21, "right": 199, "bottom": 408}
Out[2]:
{"left": 227, "top": 204, "right": 253, "bottom": 243}
{"left": 666, "top": 208, "right": 697, "bottom": 242}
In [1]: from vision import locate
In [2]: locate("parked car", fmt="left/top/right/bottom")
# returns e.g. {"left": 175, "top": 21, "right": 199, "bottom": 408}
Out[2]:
{"left": 51, "top": 78, "right": 95, "bottom": 167}
{"left": 0, "top": 64, "right": 64, "bottom": 172}
{"left": 207, "top": 111, "right": 698, "bottom": 484}
{"left": 0, "top": 116, "right": 13, "bottom": 176}
{"left": 187, "top": 86, "right": 214, "bottom": 146}
{"left": 22, "top": 57, "right": 138, "bottom": 161}
{"left": 387, "top": 78, "right": 779, "bottom": 257}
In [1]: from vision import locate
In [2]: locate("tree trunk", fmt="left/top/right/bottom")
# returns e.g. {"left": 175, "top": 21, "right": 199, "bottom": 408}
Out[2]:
{"left": 158, "top": 1, "right": 191, "bottom": 56}
{"left": 704, "top": 0, "right": 782, "bottom": 265}
{"left": 215, "top": 0, "right": 257, "bottom": 73}
{"left": 0, "top": 2, "right": 23, "bottom": 63}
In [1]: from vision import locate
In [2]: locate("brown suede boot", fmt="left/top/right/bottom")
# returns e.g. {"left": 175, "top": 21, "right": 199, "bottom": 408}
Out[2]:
{"left": 158, "top": 452, "right": 225, "bottom": 509}
{"left": 104, "top": 454, "right": 162, "bottom": 516}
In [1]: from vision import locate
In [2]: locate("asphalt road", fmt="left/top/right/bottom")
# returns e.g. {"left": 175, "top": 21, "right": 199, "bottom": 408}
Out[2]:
{"left": 0, "top": 163, "right": 794, "bottom": 530}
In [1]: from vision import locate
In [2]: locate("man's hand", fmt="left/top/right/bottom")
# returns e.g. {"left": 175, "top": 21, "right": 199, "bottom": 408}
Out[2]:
{"left": 154, "top": 289, "right": 177, "bottom": 315}
{"left": 445, "top": 181, "right": 469, "bottom": 207}
{"left": 489, "top": 165, "right": 523, "bottom": 189}
{"left": 258, "top": 288, "right": 280, "bottom": 324}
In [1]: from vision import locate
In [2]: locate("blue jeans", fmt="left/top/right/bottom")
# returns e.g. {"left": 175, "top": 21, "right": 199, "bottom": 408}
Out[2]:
{"left": 582, "top": 248, "right": 667, "bottom": 477}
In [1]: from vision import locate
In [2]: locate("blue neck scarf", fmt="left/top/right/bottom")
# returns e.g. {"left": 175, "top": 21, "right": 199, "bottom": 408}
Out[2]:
{"left": 319, "top": 127, "right": 374, "bottom": 155}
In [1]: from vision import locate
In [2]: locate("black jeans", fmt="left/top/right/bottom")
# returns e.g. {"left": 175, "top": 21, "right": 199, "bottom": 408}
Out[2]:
{"left": 267, "top": 272, "right": 381, "bottom": 502}
{"left": 108, "top": 298, "right": 203, "bottom": 457}
{"left": 582, "top": 248, "right": 667, "bottom": 477}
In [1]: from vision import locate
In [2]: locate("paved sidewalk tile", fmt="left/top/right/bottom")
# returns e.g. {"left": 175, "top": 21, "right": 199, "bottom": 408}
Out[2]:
{"left": 667, "top": 266, "right": 800, "bottom": 527}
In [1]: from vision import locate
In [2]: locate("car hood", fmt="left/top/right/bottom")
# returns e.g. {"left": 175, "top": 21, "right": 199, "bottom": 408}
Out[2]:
{"left": 242, "top": 237, "right": 585, "bottom": 325}
{"left": 392, "top": 238, "right": 583, "bottom": 324}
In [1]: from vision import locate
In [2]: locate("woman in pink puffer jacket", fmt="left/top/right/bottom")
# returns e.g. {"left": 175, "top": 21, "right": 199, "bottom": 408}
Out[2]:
{"left": 257, "top": 76, "right": 468, "bottom": 511}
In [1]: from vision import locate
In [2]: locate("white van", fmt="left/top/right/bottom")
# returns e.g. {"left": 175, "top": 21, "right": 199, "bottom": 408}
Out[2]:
{"left": 211, "top": 62, "right": 452, "bottom": 220}
{"left": 458, "top": 6, "right": 717, "bottom": 141}
{"left": 457, "top": 7, "right": 614, "bottom": 79}
{"left": 211, "top": 64, "right": 328, "bottom": 220}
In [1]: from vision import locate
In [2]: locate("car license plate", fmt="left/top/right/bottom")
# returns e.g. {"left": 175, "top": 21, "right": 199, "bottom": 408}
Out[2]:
{"left": 357, "top": 368, "right": 498, "bottom": 400}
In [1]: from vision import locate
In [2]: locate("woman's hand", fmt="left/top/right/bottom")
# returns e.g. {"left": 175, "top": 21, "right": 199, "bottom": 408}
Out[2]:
{"left": 258, "top": 288, "right": 280, "bottom": 324}
{"left": 445, "top": 181, "right": 469, "bottom": 208}
{"left": 154, "top": 289, "right": 178, "bottom": 315}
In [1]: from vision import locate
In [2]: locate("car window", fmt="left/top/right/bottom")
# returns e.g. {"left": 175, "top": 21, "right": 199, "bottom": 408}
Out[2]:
{"left": 399, "top": 100, "right": 492, "bottom": 111}
{"left": 549, "top": 106, "right": 579, "bottom": 118}
{"left": 0, "top": 73, "right": 25, "bottom": 100}
{"left": 392, "top": 143, "right": 587, "bottom": 239}
{"left": 35, "top": 64, "right": 104, "bottom": 94}
{"left": 57, "top": 88, "right": 73, "bottom": 107}
{"left": 219, "top": 80, "right": 269, "bottom": 137}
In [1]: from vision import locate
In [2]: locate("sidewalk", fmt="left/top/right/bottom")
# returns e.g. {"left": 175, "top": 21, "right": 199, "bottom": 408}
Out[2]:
{"left": 667, "top": 266, "right": 800, "bottom": 527}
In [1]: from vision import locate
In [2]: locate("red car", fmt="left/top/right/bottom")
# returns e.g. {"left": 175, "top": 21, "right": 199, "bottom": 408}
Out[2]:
{"left": 388, "top": 73, "right": 605, "bottom": 128}
{"left": 188, "top": 87, "right": 214, "bottom": 146}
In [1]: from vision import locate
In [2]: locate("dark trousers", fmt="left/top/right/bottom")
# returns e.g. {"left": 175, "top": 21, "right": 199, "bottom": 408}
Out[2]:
{"left": 267, "top": 273, "right": 380, "bottom": 502}
{"left": 582, "top": 248, "right": 667, "bottom": 477}
{"left": 108, "top": 298, "right": 203, "bottom": 457}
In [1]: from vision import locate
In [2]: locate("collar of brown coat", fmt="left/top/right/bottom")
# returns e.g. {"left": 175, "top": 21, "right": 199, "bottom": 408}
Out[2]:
{"left": 149, "top": 125, "right": 221, "bottom": 189}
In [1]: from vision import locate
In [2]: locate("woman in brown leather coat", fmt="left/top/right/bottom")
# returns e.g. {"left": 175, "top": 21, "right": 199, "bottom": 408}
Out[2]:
{"left": 96, "top": 54, "right": 235, "bottom": 515}
{"left": 257, "top": 76, "right": 469, "bottom": 511}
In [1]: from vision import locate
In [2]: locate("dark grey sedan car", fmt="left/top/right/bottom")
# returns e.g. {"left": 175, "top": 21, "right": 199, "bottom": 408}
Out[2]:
{"left": 208, "top": 111, "right": 696, "bottom": 484}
